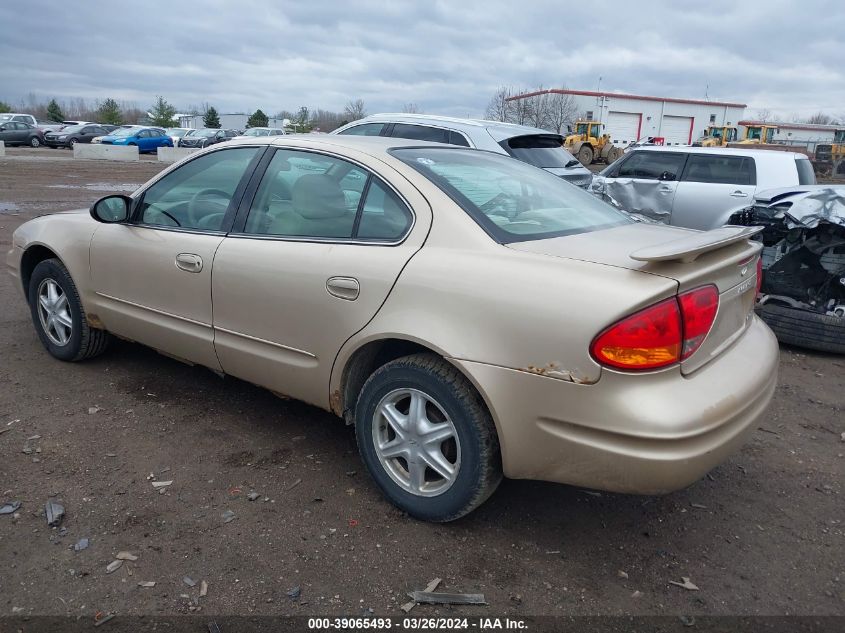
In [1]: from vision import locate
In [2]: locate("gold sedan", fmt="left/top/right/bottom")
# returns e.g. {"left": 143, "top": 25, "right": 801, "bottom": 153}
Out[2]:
{"left": 6, "top": 135, "right": 779, "bottom": 521}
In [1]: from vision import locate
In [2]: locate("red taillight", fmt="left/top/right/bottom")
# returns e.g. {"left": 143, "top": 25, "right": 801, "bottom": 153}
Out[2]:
{"left": 755, "top": 256, "right": 763, "bottom": 296}
{"left": 677, "top": 285, "right": 719, "bottom": 359}
{"left": 591, "top": 285, "right": 719, "bottom": 371}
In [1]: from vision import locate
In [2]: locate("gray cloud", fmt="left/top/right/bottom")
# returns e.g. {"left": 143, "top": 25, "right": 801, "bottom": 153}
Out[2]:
{"left": 1, "top": 0, "right": 843, "bottom": 120}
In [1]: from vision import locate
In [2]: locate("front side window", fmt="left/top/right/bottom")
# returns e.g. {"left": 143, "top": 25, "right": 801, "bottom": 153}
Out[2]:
{"left": 337, "top": 123, "right": 385, "bottom": 136}
{"left": 243, "top": 149, "right": 411, "bottom": 240}
{"left": 682, "top": 154, "right": 756, "bottom": 185}
{"left": 393, "top": 147, "right": 629, "bottom": 242}
{"left": 138, "top": 147, "right": 260, "bottom": 231}
{"left": 616, "top": 151, "right": 687, "bottom": 180}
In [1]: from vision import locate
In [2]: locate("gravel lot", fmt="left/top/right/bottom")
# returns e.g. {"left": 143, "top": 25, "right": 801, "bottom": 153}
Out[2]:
{"left": 0, "top": 147, "right": 843, "bottom": 619}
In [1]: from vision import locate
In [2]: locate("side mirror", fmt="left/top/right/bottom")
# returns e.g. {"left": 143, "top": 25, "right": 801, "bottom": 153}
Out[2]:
{"left": 90, "top": 195, "right": 131, "bottom": 223}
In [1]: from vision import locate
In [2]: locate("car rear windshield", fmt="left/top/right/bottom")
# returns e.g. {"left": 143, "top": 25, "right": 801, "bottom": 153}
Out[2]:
{"left": 392, "top": 147, "right": 630, "bottom": 243}
{"left": 795, "top": 159, "right": 816, "bottom": 185}
{"left": 498, "top": 134, "right": 580, "bottom": 169}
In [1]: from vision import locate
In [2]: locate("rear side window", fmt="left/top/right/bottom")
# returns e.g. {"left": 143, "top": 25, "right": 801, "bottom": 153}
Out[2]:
{"left": 498, "top": 135, "right": 577, "bottom": 169}
{"left": 390, "top": 124, "right": 450, "bottom": 144}
{"left": 337, "top": 123, "right": 385, "bottom": 136}
{"left": 448, "top": 131, "right": 471, "bottom": 147}
{"left": 616, "top": 151, "right": 687, "bottom": 180}
{"left": 681, "top": 154, "right": 756, "bottom": 185}
{"left": 795, "top": 159, "right": 816, "bottom": 185}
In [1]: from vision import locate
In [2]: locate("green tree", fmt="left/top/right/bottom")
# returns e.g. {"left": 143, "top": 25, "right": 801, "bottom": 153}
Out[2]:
{"left": 203, "top": 106, "right": 220, "bottom": 128}
{"left": 46, "top": 99, "right": 64, "bottom": 121}
{"left": 0, "top": 100, "right": 11, "bottom": 114}
{"left": 293, "top": 106, "right": 310, "bottom": 132}
{"left": 149, "top": 96, "right": 178, "bottom": 128}
{"left": 247, "top": 108, "right": 268, "bottom": 128}
{"left": 96, "top": 98, "right": 123, "bottom": 125}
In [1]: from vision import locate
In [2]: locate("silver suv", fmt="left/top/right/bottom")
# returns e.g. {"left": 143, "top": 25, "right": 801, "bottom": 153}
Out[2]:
{"left": 332, "top": 114, "right": 593, "bottom": 188}
{"left": 590, "top": 146, "right": 816, "bottom": 230}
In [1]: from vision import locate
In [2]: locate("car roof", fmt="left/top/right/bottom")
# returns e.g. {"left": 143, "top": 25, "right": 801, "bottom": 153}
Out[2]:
{"left": 341, "top": 113, "right": 563, "bottom": 142}
{"left": 224, "top": 133, "right": 450, "bottom": 153}
{"left": 632, "top": 145, "right": 810, "bottom": 160}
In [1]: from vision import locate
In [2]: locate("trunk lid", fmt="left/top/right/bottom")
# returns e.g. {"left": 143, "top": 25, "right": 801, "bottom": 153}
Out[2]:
{"left": 508, "top": 222, "right": 762, "bottom": 374}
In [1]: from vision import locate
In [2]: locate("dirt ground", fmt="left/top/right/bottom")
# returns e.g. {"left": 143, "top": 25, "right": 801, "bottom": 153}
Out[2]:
{"left": 0, "top": 146, "right": 843, "bottom": 620}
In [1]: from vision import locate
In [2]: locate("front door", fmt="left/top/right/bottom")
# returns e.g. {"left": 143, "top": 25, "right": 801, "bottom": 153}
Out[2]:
{"left": 211, "top": 146, "right": 430, "bottom": 409}
{"left": 89, "top": 146, "right": 264, "bottom": 369}
{"left": 671, "top": 153, "right": 757, "bottom": 230}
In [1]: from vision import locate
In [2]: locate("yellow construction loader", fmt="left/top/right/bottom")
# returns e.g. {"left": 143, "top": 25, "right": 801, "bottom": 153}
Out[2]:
{"left": 564, "top": 120, "right": 624, "bottom": 166}
{"left": 693, "top": 125, "right": 738, "bottom": 147}
{"left": 739, "top": 124, "right": 778, "bottom": 144}
{"left": 814, "top": 129, "right": 845, "bottom": 177}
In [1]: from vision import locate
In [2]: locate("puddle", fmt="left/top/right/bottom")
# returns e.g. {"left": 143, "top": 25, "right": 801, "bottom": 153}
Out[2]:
{"left": 47, "top": 183, "right": 140, "bottom": 192}
{"left": 0, "top": 201, "right": 21, "bottom": 213}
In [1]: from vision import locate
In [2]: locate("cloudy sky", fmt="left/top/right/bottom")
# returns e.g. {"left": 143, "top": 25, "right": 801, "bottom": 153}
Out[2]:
{"left": 1, "top": 0, "right": 843, "bottom": 120}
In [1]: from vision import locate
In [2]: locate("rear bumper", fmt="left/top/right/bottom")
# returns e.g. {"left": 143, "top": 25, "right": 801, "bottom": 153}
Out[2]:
{"left": 452, "top": 316, "right": 779, "bottom": 494}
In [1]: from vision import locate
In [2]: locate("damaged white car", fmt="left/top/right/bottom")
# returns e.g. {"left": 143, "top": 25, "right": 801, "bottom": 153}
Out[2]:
{"left": 754, "top": 187, "right": 845, "bottom": 353}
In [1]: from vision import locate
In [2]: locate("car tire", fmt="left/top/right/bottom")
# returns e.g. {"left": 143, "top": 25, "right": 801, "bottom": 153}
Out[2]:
{"left": 30, "top": 136, "right": 41, "bottom": 148}
{"left": 758, "top": 303, "right": 845, "bottom": 354}
{"left": 577, "top": 144, "right": 594, "bottom": 166}
{"left": 28, "top": 258, "right": 111, "bottom": 362}
{"left": 355, "top": 353, "right": 502, "bottom": 522}
{"left": 68, "top": 138, "right": 77, "bottom": 147}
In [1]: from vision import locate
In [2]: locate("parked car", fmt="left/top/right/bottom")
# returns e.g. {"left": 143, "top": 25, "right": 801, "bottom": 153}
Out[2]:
{"left": 60, "top": 120, "right": 92, "bottom": 128}
{"left": 234, "top": 127, "right": 286, "bottom": 140}
{"left": 752, "top": 186, "right": 845, "bottom": 353}
{"left": 0, "top": 113, "right": 38, "bottom": 127}
{"left": 165, "top": 127, "right": 192, "bottom": 145}
{"left": 97, "top": 127, "right": 173, "bottom": 153}
{"left": 0, "top": 121, "right": 46, "bottom": 147}
{"left": 590, "top": 147, "right": 816, "bottom": 230}
{"left": 6, "top": 135, "right": 778, "bottom": 521}
{"left": 91, "top": 125, "right": 143, "bottom": 145}
{"left": 44, "top": 124, "right": 112, "bottom": 148}
{"left": 178, "top": 128, "right": 238, "bottom": 148}
{"left": 332, "top": 113, "right": 594, "bottom": 189}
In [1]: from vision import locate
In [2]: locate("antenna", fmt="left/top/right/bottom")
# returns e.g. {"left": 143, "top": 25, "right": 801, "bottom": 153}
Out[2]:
{"left": 705, "top": 83, "right": 710, "bottom": 101}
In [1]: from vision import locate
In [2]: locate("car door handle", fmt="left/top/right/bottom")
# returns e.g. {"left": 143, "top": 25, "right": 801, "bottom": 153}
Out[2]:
{"left": 175, "top": 253, "right": 203, "bottom": 273}
{"left": 326, "top": 276, "right": 359, "bottom": 301}
{"left": 730, "top": 191, "right": 749, "bottom": 197}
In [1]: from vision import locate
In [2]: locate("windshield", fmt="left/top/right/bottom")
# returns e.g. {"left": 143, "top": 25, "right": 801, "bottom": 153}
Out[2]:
{"left": 166, "top": 128, "right": 188, "bottom": 137}
{"left": 0, "top": 114, "right": 13, "bottom": 122}
{"left": 393, "top": 147, "right": 630, "bottom": 242}
{"left": 60, "top": 125, "right": 84, "bottom": 133}
{"left": 500, "top": 135, "right": 581, "bottom": 169}
{"left": 575, "top": 123, "right": 591, "bottom": 134}
{"left": 193, "top": 129, "right": 218, "bottom": 137}
{"left": 243, "top": 128, "right": 270, "bottom": 136}
{"left": 708, "top": 127, "right": 723, "bottom": 138}
{"left": 109, "top": 128, "right": 139, "bottom": 138}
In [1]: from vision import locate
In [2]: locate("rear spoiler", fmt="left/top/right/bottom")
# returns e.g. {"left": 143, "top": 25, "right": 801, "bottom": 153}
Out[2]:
{"left": 629, "top": 226, "right": 763, "bottom": 264}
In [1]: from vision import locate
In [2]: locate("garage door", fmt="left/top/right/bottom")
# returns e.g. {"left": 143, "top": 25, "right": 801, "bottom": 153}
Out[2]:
{"left": 606, "top": 111, "right": 641, "bottom": 145}
{"left": 660, "top": 115, "right": 693, "bottom": 145}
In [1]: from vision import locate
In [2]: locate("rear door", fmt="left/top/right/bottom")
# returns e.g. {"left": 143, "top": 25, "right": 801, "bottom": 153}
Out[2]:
{"left": 602, "top": 150, "right": 688, "bottom": 223}
{"left": 211, "top": 145, "right": 431, "bottom": 409}
{"left": 671, "top": 153, "right": 756, "bottom": 230}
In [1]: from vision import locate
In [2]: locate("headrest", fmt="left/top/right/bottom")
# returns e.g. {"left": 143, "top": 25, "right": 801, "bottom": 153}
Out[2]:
{"left": 292, "top": 174, "right": 347, "bottom": 219}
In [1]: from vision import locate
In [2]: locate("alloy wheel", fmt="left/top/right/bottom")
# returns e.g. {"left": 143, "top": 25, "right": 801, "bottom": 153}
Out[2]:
{"left": 372, "top": 388, "right": 461, "bottom": 497}
{"left": 37, "top": 278, "right": 73, "bottom": 346}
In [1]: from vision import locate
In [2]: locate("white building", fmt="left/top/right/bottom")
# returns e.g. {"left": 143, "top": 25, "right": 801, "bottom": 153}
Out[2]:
{"left": 510, "top": 88, "right": 747, "bottom": 147}
{"left": 178, "top": 113, "right": 288, "bottom": 130}
{"left": 737, "top": 120, "right": 845, "bottom": 152}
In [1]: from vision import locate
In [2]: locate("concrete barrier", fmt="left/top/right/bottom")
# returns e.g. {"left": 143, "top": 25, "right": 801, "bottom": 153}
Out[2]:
{"left": 73, "top": 144, "right": 139, "bottom": 161}
{"left": 0, "top": 141, "right": 5, "bottom": 157}
{"left": 157, "top": 147, "right": 200, "bottom": 163}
